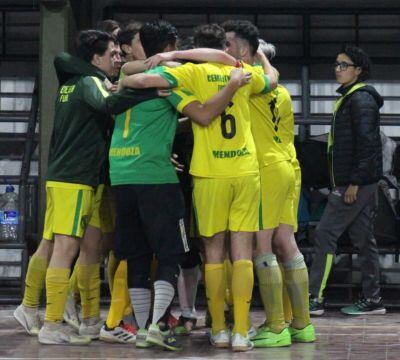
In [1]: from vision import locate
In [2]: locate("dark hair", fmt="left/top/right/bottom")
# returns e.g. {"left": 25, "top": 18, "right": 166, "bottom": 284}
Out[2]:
{"left": 340, "top": 44, "right": 371, "bottom": 81}
{"left": 177, "top": 36, "right": 194, "bottom": 51}
{"left": 193, "top": 23, "right": 226, "bottom": 50}
{"left": 222, "top": 20, "right": 259, "bottom": 56}
{"left": 75, "top": 30, "right": 116, "bottom": 62}
{"left": 117, "top": 21, "right": 142, "bottom": 54}
{"left": 97, "top": 19, "right": 120, "bottom": 34}
{"left": 139, "top": 20, "right": 178, "bottom": 57}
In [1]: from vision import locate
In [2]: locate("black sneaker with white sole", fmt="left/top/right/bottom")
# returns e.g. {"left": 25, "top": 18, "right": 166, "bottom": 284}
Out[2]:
{"left": 309, "top": 297, "right": 325, "bottom": 316}
{"left": 340, "top": 297, "right": 386, "bottom": 315}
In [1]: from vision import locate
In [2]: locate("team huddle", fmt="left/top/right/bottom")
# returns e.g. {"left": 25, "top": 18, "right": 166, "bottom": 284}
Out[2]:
{"left": 13, "top": 18, "right": 316, "bottom": 352}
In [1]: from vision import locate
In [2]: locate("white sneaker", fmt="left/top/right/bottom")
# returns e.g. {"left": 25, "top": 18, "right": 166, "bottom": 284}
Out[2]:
{"left": 38, "top": 322, "right": 91, "bottom": 345}
{"left": 79, "top": 317, "right": 103, "bottom": 340}
{"left": 63, "top": 294, "right": 80, "bottom": 332}
{"left": 208, "top": 329, "right": 230, "bottom": 348}
{"left": 99, "top": 324, "right": 136, "bottom": 344}
{"left": 13, "top": 304, "right": 41, "bottom": 336}
{"left": 247, "top": 325, "right": 257, "bottom": 339}
{"left": 231, "top": 332, "right": 254, "bottom": 352}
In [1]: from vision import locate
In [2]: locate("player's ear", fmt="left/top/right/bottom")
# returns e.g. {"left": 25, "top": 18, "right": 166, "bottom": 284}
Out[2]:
{"left": 121, "top": 44, "right": 131, "bottom": 55}
{"left": 92, "top": 53, "right": 101, "bottom": 66}
{"left": 239, "top": 46, "right": 247, "bottom": 58}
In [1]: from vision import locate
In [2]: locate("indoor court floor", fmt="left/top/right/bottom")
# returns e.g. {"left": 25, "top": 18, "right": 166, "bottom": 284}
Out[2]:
{"left": 0, "top": 306, "right": 399, "bottom": 360}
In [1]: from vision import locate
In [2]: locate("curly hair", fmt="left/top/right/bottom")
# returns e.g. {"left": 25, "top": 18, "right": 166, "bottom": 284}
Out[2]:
{"left": 340, "top": 44, "right": 372, "bottom": 81}
{"left": 193, "top": 24, "right": 226, "bottom": 50}
{"left": 221, "top": 20, "right": 259, "bottom": 56}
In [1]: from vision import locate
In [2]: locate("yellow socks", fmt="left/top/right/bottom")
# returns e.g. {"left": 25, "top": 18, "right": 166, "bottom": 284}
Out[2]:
{"left": 280, "top": 263, "right": 293, "bottom": 324}
{"left": 254, "top": 253, "right": 286, "bottom": 333}
{"left": 69, "top": 263, "right": 79, "bottom": 295}
{"left": 77, "top": 263, "right": 100, "bottom": 320}
{"left": 223, "top": 258, "right": 233, "bottom": 307}
{"left": 107, "top": 251, "right": 119, "bottom": 293}
{"left": 44, "top": 268, "right": 70, "bottom": 322}
{"left": 123, "top": 288, "right": 133, "bottom": 317}
{"left": 106, "top": 260, "right": 130, "bottom": 328}
{"left": 232, "top": 259, "right": 254, "bottom": 337}
{"left": 22, "top": 255, "right": 48, "bottom": 308}
{"left": 205, "top": 263, "right": 226, "bottom": 334}
{"left": 283, "top": 254, "right": 310, "bottom": 329}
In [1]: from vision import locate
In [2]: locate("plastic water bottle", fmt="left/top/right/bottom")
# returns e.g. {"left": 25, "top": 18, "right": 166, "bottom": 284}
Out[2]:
{"left": 0, "top": 185, "right": 19, "bottom": 242}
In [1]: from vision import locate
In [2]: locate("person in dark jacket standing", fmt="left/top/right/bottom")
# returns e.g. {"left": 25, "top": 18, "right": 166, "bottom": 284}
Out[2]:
{"left": 309, "top": 45, "right": 385, "bottom": 316}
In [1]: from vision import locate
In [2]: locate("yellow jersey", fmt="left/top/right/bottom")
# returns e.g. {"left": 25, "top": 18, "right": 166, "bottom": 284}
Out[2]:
{"left": 275, "top": 84, "right": 297, "bottom": 161}
{"left": 250, "top": 67, "right": 292, "bottom": 168}
{"left": 159, "top": 62, "right": 271, "bottom": 178}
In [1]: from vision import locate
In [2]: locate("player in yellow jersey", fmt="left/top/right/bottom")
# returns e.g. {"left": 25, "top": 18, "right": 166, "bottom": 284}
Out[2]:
{"left": 121, "top": 23, "right": 277, "bottom": 352}
{"left": 222, "top": 20, "right": 315, "bottom": 347}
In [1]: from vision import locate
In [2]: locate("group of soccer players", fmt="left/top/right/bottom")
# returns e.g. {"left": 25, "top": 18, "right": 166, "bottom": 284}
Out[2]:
{"left": 13, "top": 17, "right": 316, "bottom": 352}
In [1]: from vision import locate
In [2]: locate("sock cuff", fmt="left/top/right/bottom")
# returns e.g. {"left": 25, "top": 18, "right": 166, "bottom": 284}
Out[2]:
{"left": 154, "top": 279, "right": 174, "bottom": 289}
{"left": 128, "top": 287, "right": 151, "bottom": 295}
{"left": 283, "top": 254, "right": 306, "bottom": 270}
{"left": 205, "top": 263, "right": 224, "bottom": 271}
{"left": 254, "top": 253, "right": 278, "bottom": 268}
{"left": 232, "top": 259, "right": 253, "bottom": 268}
{"left": 115, "top": 260, "right": 127, "bottom": 274}
{"left": 77, "top": 263, "right": 100, "bottom": 271}
{"left": 46, "top": 267, "right": 70, "bottom": 281}
{"left": 30, "top": 255, "right": 49, "bottom": 269}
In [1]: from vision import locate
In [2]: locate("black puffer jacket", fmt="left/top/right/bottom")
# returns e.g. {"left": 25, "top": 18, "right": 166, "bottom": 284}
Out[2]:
{"left": 329, "top": 82, "right": 383, "bottom": 186}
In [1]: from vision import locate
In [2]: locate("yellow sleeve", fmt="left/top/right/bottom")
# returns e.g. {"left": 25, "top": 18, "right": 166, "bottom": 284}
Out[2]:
{"left": 159, "top": 62, "right": 197, "bottom": 89}
{"left": 166, "top": 87, "right": 198, "bottom": 112}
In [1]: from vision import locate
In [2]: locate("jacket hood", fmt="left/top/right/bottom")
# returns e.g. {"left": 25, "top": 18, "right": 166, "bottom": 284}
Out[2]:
{"left": 337, "top": 83, "right": 384, "bottom": 109}
{"left": 54, "top": 52, "right": 107, "bottom": 85}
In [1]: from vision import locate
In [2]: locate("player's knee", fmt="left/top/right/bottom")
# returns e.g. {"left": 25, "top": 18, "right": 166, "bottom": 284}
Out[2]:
{"left": 127, "top": 255, "right": 152, "bottom": 288}
{"left": 156, "top": 255, "right": 181, "bottom": 288}
{"left": 36, "top": 238, "right": 54, "bottom": 260}
{"left": 180, "top": 248, "right": 202, "bottom": 269}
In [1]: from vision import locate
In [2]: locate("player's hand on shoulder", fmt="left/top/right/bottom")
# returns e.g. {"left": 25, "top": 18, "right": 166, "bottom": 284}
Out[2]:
{"left": 145, "top": 52, "right": 175, "bottom": 69}
{"left": 229, "top": 68, "right": 252, "bottom": 88}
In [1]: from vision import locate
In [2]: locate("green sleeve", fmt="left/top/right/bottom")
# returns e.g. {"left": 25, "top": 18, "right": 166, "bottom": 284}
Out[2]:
{"left": 81, "top": 76, "right": 110, "bottom": 113}
{"left": 81, "top": 76, "right": 159, "bottom": 115}
{"left": 147, "top": 66, "right": 178, "bottom": 87}
{"left": 106, "top": 88, "right": 159, "bottom": 114}
{"left": 261, "top": 75, "right": 271, "bottom": 94}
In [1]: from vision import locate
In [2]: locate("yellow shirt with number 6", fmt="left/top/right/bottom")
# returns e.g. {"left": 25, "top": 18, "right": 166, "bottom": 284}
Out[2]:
{"left": 159, "top": 62, "right": 271, "bottom": 178}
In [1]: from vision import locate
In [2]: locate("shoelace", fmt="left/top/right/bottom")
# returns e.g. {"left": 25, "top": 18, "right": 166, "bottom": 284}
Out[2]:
{"left": 310, "top": 298, "right": 321, "bottom": 307}
{"left": 122, "top": 323, "right": 137, "bottom": 335}
{"left": 354, "top": 298, "right": 369, "bottom": 310}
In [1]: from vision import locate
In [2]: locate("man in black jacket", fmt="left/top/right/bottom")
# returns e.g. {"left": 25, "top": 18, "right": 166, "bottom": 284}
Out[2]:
{"left": 309, "top": 45, "right": 385, "bottom": 316}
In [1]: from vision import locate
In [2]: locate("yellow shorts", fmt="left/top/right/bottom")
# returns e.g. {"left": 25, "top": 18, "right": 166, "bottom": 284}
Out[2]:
{"left": 260, "top": 161, "right": 296, "bottom": 230}
{"left": 289, "top": 158, "right": 301, "bottom": 232}
{"left": 88, "top": 185, "right": 116, "bottom": 233}
{"left": 192, "top": 174, "right": 260, "bottom": 237}
{"left": 43, "top": 181, "right": 95, "bottom": 240}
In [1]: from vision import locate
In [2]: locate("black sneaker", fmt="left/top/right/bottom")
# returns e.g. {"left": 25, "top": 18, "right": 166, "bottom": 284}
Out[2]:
{"left": 340, "top": 297, "right": 386, "bottom": 315}
{"left": 309, "top": 297, "right": 325, "bottom": 316}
